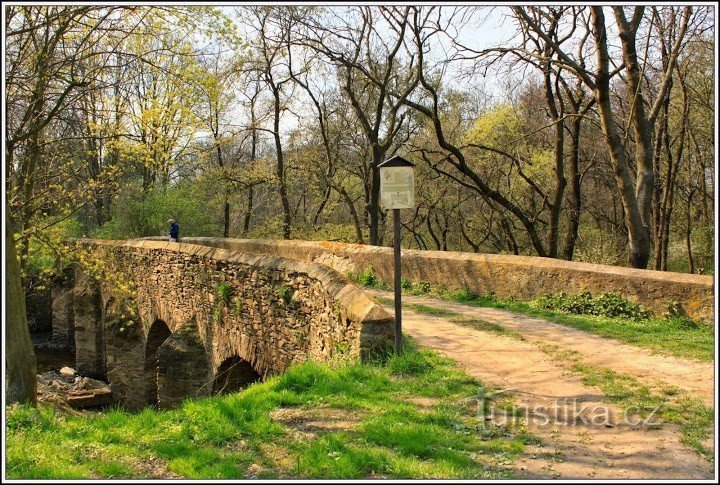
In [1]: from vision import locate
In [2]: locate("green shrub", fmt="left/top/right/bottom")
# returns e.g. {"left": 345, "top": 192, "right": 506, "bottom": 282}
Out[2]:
{"left": 349, "top": 268, "right": 380, "bottom": 288}
{"left": 93, "top": 180, "right": 222, "bottom": 240}
{"left": 534, "top": 292, "right": 650, "bottom": 320}
{"left": 408, "top": 281, "right": 431, "bottom": 295}
{"left": 216, "top": 282, "right": 232, "bottom": 302}
{"left": 275, "top": 284, "right": 292, "bottom": 304}
{"left": 448, "top": 286, "right": 480, "bottom": 302}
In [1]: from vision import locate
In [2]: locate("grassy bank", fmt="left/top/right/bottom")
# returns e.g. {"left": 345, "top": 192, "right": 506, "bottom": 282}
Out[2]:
{"left": 538, "top": 343, "right": 714, "bottom": 461}
{"left": 355, "top": 271, "right": 713, "bottom": 362}
{"left": 6, "top": 342, "right": 536, "bottom": 479}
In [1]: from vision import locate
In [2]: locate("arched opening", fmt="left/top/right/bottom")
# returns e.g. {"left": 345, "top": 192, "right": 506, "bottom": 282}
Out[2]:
{"left": 212, "top": 356, "right": 260, "bottom": 395}
{"left": 144, "top": 320, "right": 171, "bottom": 406}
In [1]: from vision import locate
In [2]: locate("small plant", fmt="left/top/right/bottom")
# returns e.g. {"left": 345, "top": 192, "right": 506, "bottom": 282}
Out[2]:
{"left": 231, "top": 297, "right": 244, "bottom": 317}
{"left": 212, "top": 303, "right": 223, "bottom": 323}
{"left": 357, "top": 268, "right": 378, "bottom": 287}
{"left": 401, "top": 277, "right": 413, "bottom": 289}
{"left": 664, "top": 300, "right": 687, "bottom": 319}
{"left": 276, "top": 284, "right": 292, "bottom": 305}
{"left": 216, "top": 281, "right": 232, "bottom": 302}
{"left": 662, "top": 301, "right": 699, "bottom": 329}
{"left": 449, "top": 286, "right": 480, "bottom": 302}
{"left": 212, "top": 282, "right": 234, "bottom": 324}
{"left": 409, "top": 280, "right": 431, "bottom": 295}
{"left": 348, "top": 267, "right": 390, "bottom": 289}
{"left": 533, "top": 292, "right": 650, "bottom": 320}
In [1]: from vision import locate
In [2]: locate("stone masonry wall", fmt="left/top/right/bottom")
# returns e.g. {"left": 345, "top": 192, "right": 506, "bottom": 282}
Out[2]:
{"left": 71, "top": 239, "right": 394, "bottom": 409}
{"left": 163, "top": 237, "right": 715, "bottom": 323}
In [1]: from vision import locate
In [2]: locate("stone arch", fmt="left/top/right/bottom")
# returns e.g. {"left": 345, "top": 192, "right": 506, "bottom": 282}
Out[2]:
{"left": 212, "top": 356, "right": 260, "bottom": 395}
{"left": 144, "top": 319, "right": 171, "bottom": 406}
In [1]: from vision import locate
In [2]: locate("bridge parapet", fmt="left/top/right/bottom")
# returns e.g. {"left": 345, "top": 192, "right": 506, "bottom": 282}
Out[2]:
{"left": 58, "top": 239, "right": 394, "bottom": 410}
{"left": 151, "top": 237, "right": 714, "bottom": 323}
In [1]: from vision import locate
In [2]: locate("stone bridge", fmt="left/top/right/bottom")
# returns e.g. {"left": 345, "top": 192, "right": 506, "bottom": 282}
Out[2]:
{"left": 51, "top": 239, "right": 394, "bottom": 410}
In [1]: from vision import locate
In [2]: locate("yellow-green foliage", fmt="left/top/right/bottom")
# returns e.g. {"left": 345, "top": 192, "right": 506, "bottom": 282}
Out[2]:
{"left": 465, "top": 104, "right": 522, "bottom": 147}
{"left": 24, "top": 217, "right": 83, "bottom": 286}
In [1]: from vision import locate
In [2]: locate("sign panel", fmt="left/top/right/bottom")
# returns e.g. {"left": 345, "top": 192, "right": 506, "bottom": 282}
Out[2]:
{"left": 380, "top": 166, "right": 415, "bottom": 209}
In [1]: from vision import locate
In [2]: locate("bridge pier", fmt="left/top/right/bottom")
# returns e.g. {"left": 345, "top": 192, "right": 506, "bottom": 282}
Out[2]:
{"left": 50, "top": 268, "right": 75, "bottom": 350}
{"left": 72, "top": 268, "right": 105, "bottom": 379}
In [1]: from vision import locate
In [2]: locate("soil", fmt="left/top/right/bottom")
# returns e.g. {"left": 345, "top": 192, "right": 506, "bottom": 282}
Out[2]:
{"left": 370, "top": 289, "right": 715, "bottom": 480}
{"left": 381, "top": 291, "right": 714, "bottom": 406}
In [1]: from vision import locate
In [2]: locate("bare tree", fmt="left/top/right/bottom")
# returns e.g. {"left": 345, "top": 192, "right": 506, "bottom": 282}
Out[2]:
{"left": 514, "top": 6, "right": 693, "bottom": 268}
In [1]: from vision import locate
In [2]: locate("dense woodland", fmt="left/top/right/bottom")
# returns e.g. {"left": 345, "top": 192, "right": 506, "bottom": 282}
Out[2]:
{"left": 4, "top": 7, "right": 716, "bottom": 400}
{"left": 6, "top": 5, "right": 715, "bottom": 276}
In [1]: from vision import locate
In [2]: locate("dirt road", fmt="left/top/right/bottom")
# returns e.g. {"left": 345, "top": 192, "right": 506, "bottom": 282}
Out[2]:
{"left": 371, "top": 290, "right": 715, "bottom": 479}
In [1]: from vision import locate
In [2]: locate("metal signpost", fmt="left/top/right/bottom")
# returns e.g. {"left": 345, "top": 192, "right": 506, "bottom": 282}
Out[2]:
{"left": 378, "top": 156, "right": 415, "bottom": 355}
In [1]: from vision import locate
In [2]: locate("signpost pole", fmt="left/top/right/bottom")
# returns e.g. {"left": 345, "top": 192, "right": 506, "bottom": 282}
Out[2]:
{"left": 378, "top": 155, "right": 414, "bottom": 356}
{"left": 393, "top": 208, "right": 402, "bottom": 354}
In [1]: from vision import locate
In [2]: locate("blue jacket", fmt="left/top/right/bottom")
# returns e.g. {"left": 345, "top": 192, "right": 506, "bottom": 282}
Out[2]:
{"left": 170, "top": 221, "right": 180, "bottom": 239}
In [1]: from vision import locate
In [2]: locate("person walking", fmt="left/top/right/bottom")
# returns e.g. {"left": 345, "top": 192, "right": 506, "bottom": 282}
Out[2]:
{"left": 167, "top": 219, "right": 180, "bottom": 242}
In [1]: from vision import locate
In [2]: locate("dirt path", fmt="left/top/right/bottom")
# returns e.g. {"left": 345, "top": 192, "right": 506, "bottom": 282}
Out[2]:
{"left": 370, "top": 290, "right": 714, "bottom": 407}
{"left": 371, "top": 291, "right": 714, "bottom": 479}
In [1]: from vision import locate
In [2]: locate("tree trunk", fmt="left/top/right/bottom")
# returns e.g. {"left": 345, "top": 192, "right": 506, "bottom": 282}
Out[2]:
{"left": 591, "top": 7, "right": 651, "bottom": 268}
{"left": 223, "top": 200, "right": 231, "bottom": 238}
{"left": 339, "top": 187, "right": 364, "bottom": 244}
{"left": 5, "top": 210, "right": 38, "bottom": 406}
{"left": 368, "top": 152, "right": 382, "bottom": 245}
{"left": 272, "top": 86, "right": 291, "bottom": 239}
{"left": 242, "top": 185, "right": 254, "bottom": 236}
{"left": 562, "top": 115, "right": 582, "bottom": 260}
{"left": 543, "top": 52, "right": 566, "bottom": 258}
{"left": 685, "top": 190, "right": 695, "bottom": 273}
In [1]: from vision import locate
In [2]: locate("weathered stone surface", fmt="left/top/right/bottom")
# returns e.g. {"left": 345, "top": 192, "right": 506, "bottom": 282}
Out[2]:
{"left": 51, "top": 279, "right": 74, "bottom": 349}
{"left": 167, "top": 237, "right": 715, "bottom": 323}
{"left": 36, "top": 370, "right": 110, "bottom": 408}
{"left": 61, "top": 238, "right": 394, "bottom": 410}
{"left": 59, "top": 366, "right": 75, "bottom": 377}
{"left": 72, "top": 270, "right": 105, "bottom": 378}
{"left": 67, "top": 387, "right": 112, "bottom": 408}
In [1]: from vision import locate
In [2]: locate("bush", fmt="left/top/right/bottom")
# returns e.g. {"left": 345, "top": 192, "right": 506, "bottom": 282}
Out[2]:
{"left": 448, "top": 286, "right": 480, "bottom": 302}
{"left": 534, "top": 292, "right": 650, "bottom": 320}
{"left": 408, "top": 280, "right": 431, "bottom": 295}
{"left": 25, "top": 216, "right": 84, "bottom": 284}
{"left": 349, "top": 268, "right": 378, "bottom": 288}
{"left": 93, "top": 181, "right": 222, "bottom": 240}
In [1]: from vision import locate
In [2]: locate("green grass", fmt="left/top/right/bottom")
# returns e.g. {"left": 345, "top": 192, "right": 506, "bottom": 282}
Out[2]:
{"left": 390, "top": 299, "right": 524, "bottom": 341}
{"left": 405, "top": 303, "right": 458, "bottom": 318}
{"left": 468, "top": 299, "right": 714, "bottom": 362}
{"left": 538, "top": 343, "right": 714, "bottom": 461}
{"left": 6, "top": 340, "right": 533, "bottom": 479}
{"left": 362, "top": 276, "right": 713, "bottom": 362}
{"left": 449, "top": 316, "right": 526, "bottom": 341}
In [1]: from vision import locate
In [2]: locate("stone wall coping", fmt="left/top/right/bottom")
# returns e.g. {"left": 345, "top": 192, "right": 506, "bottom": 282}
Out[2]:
{"left": 140, "top": 236, "right": 713, "bottom": 288}
{"left": 74, "top": 238, "right": 392, "bottom": 326}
